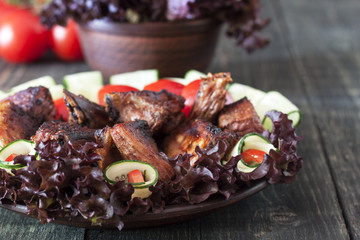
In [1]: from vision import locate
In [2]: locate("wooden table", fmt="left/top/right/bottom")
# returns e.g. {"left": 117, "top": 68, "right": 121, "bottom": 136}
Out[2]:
{"left": 0, "top": 0, "right": 359, "bottom": 239}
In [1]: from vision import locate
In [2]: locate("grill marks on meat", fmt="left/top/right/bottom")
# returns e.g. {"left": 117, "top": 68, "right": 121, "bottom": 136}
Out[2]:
{"left": 163, "top": 119, "right": 238, "bottom": 166}
{"left": 32, "top": 121, "right": 96, "bottom": 147}
{"left": 218, "top": 97, "right": 265, "bottom": 138}
{"left": 105, "top": 90, "right": 185, "bottom": 134}
{"left": 64, "top": 90, "right": 110, "bottom": 129}
{"left": 187, "top": 72, "right": 232, "bottom": 122}
{"left": 0, "top": 87, "right": 56, "bottom": 147}
{"left": 110, "top": 120, "right": 175, "bottom": 183}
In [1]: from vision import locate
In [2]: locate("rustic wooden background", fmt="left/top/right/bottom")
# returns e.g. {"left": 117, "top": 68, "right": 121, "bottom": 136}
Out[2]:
{"left": 0, "top": 0, "right": 359, "bottom": 239}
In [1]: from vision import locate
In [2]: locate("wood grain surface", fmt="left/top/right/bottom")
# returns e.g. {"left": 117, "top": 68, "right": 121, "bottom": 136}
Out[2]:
{"left": 0, "top": 0, "right": 359, "bottom": 239}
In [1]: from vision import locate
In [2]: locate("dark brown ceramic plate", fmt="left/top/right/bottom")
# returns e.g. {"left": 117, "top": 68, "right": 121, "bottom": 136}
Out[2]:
{"left": 0, "top": 179, "right": 268, "bottom": 229}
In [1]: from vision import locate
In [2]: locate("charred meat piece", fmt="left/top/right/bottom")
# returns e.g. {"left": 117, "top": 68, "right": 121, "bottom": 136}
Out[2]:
{"left": 0, "top": 87, "right": 56, "bottom": 147}
{"left": 218, "top": 97, "right": 265, "bottom": 138}
{"left": 110, "top": 120, "right": 175, "bottom": 183}
{"left": 31, "top": 121, "right": 96, "bottom": 147}
{"left": 187, "top": 72, "right": 232, "bottom": 122}
{"left": 163, "top": 119, "right": 238, "bottom": 166}
{"left": 64, "top": 90, "right": 110, "bottom": 129}
{"left": 94, "top": 127, "right": 122, "bottom": 171}
{"left": 105, "top": 90, "right": 185, "bottom": 134}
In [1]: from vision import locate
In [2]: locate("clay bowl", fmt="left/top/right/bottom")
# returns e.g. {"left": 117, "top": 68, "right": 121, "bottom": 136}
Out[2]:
{"left": 77, "top": 18, "right": 222, "bottom": 79}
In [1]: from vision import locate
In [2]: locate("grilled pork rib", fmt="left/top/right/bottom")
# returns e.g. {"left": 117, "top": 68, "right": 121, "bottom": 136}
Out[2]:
{"left": 0, "top": 87, "right": 56, "bottom": 147}
{"left": 32, "top": 121, "right": 96, "bottom": 147}
{"left": 187, "top": 72, "right": 232, "bottom": 122}
{"left": 218, "top": 97, "right": 265, "bottom": 138}
{"left": 163, "top": 119, "right": 238, "bottom": 166}
{"left": 64, "top": 90, "right": 110, "bottom": 129}
{"left": 110, "top": 120, "right": 175, "bottom": 183}
{"left": 94, "top": 126, "right": 122, "bottom": 170}
{"left": 105, "top": 90, "right": 185, "bottom": 134}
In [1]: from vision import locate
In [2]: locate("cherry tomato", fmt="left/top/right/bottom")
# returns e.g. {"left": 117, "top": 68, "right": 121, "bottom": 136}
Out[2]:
{"left": 5, "top": 153, "right": 17, "bottom": 162}
{"left": 181, "top": 79, "right": 202, "bottom": 117}
{"left": 128, "top": 169, "right": 145, "bottom": 183}
{"left": 54, "top": 98, "right": 69, "bottom": 121}
{"left": 241, "top": 149, "right": 267, "bottom": 166}
{"left": 0, "top": 10, "right": 49, "bottom": 63}
{"left": 51, "top": 19, "right": 83, "bottom": 61}
{"left": 98, "top": 85, "right": 139, "bottom": 105}
{"left": 143, "top": 79, "right": 184, "bottom": 96}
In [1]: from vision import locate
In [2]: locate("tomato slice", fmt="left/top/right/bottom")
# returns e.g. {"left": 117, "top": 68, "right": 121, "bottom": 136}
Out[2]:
{"left": 54, "top": 98, "right": 69, "bottom": 121}
{"left": 181, "top": 79, "right": 202, "bottom": 117}
{"left": 5, "top": 153, "right": 17, "bottom": 162}
{"left": 143, "top": 79, "right": 184, "bottom": 96}
{"left": 128, "top": 169, "right": 145, "bottom": 183}
{"left": 98, "top": 85, "right": 139, "bottom": 105}
{"left": 241, "top": 149, "right": 267, "bottom": 166}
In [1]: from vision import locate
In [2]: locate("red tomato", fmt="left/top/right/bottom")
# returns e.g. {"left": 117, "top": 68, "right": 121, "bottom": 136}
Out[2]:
{"left": 98, "top": 85, "right": 139, "bottom": 105}
{"left": 143, "top": 79, "right": 184, "bottom": 96}
{"left": 128, "top": 169, "right": 145, "bottom": 183}
{"left": 5, "top": 153, "right": 17, "bottom": 162}
{"left": 54, "top": 98, "right": 69, "bottom": 121}
{"left": 0, "top": 10, "right": 49, "bottom": 63}
{"left": 51, "top": 19, "right": 83, "bottom": 61}
{"left": 241, "top": 149, "right": 267, "bottom": 166}
{"left": 181, "top": 79, "right": 202, "bottom": 117}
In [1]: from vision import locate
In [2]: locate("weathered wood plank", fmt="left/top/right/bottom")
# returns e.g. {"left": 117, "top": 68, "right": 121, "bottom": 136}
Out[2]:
{"left": 0, "top": 208, "right": 85, "bottom": 240}
{"left": 272, "top": 0, "right": 360, "bottom": 238}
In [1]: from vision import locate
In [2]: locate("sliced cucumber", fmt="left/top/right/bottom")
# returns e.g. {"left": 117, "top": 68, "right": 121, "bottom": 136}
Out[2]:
{"left": 255, "top": 91, "right": 301, "bottom": 130}
{"left": 63, "top": 71, "right": 103, "bottom": 103}
{"left": 0, "top": 139, "right": 36, "bottom": 174}
{"left": 110, "top": 69, "right": 159, "bottom": 90}
{"left": 227, "top": 83, "right": 266, "bottom": 105}
{"left": 49, "top": 84, "right": 65, "bottom": 100}
{"left": 184, "top": 69, "right": 207, "bottom": 82}
{"left": 104, "top": 160, "right": 158, "bottom": 199}
{"left": 0, "top": 90, "right": 9, "bottom": 101}
{"left": 10, "top": 76, "right": 56, "bottom": 94}
{"left": 163, "top": 77, "right": 193, "bottom": 86}
{"left": 227, "top": 133, "right": 276, "bottom": 173}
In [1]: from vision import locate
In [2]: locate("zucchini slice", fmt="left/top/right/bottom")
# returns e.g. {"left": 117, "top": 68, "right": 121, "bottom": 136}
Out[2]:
{"left": 104, "top": 160, "right": 159, "bottom": 199}
{"left": 63, "top": 71, "right": 103, "bottom": 103}
{"left": 255, "top": 91, "right": 301, "bottom": 130}
{"left": 0, "top": 90, "right": 8, "bottom": 101}
{"left": 184, "top": 69, "right": 206, "bottom": 82}
{"left": 0, "top": 139, "right": 36, "bottom": 174}
{"left": 110, "top": 69, "right": 158, "bottom": 90}
{"left": 227, "top": 83, "right": 266, "bottom": 105}
{"left": 228, "top": 133, "right": 276, "bottom": 173}
{"left": 10, "top": 76, "right": 56, "bottom": 94}
{"left": 49, "top": 84, "right": 65, "bottom": 100}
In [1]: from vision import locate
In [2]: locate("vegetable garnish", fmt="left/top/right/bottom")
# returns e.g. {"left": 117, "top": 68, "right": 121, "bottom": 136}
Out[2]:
{"left": 241, "top": 149, "right": 267, "bottom": 166}
{"left": 128, "top": 169, "right": 145, "bottom": 184}
{"left": 5, "top": 153, "right": 17, "bottom": 162}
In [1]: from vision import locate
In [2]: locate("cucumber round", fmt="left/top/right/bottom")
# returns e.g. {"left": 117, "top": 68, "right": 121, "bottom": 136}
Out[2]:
{"left": 9, "top": 76, "right": 56, "bottom": 94}
{"left": 255, "top": 91, "right": 301, "bottom": 131}
{"left": 0, "top": 90, "right": 8, "bottom": 101}
{"left": 49, "top": 84, "right": 65, "bottom": 100}
{"left": 227, "top": 83, "right": 266, "bottom": 105}
{"left": 184, "top": 69, "right": 206, "bottom": 82}
{"left": 0, "top": 139, "right": 36, "bottom": 174}
{"left": 110, "top": 69, "right": 159, "bottom": 90}
{"left": 63, "top": 71, "right": 103, "bottom": 103}
{"left": 227, "top": 133, "right": 276, "bottom": 173}
{"left": 104, "top": 160, "right": 158, "bottom": 199}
